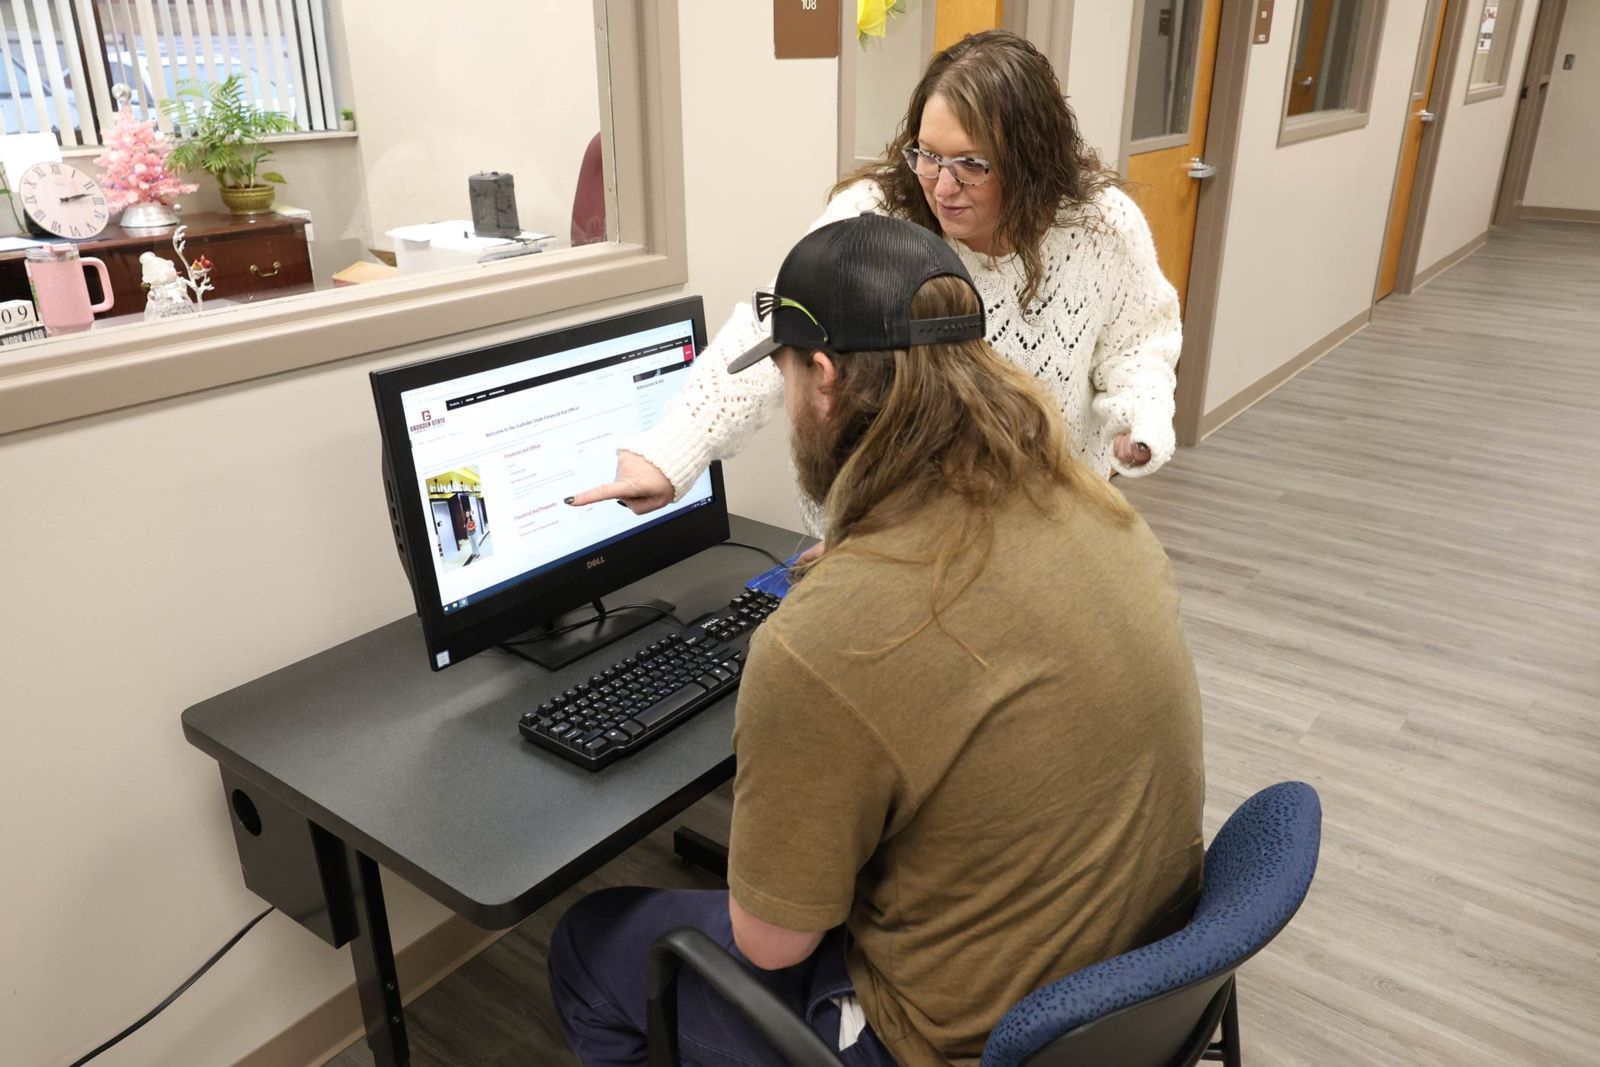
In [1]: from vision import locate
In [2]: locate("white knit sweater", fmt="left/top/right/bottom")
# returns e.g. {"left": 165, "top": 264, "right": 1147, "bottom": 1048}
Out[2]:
{"left": 624, "top": 182, "right": 1181, "bottom": 531}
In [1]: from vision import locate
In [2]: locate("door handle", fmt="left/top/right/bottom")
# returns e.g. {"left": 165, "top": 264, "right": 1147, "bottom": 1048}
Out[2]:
{"left": 251, "top": 261, "right": 282, "bottom": 278}
{"left": 1186, "top": 158, "right": 1218, "bottom": 180}
{"left": 1418, "top": 109, "right": 1436, "bottom": 123}
{"left": 1297, "top": 76, "right": 1316, "bottom": 87}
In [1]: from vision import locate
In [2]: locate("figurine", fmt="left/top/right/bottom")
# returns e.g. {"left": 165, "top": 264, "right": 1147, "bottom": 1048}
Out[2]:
{"left": 140, "top": 252, "right": 195, "bottom": 321}
{"left": 141, "top": 225, "right": 215, "bottom": 322}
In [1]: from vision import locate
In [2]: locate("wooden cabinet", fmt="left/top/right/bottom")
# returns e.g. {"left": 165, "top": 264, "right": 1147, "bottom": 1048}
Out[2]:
{"left": 0, "top": 211, "right": 313, "bottom": 318}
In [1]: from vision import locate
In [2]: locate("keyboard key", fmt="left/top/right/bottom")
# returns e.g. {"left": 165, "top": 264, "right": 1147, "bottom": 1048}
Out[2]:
{"left": 604, "top": 729, "right": 630, "bottom": 744}
{"left": 583, "top": 737, "right": 611, "bottom": 758}
{"left": 619, "top": 720, "right": 645, "bottom": 738}
{"left": 709, "top": 667, "right": 733, "bottom": 683}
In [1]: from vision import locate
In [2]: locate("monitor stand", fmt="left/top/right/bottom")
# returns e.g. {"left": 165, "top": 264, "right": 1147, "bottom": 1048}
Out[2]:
{"left": 501, "top": 597, "right": 676, "bottom": 672}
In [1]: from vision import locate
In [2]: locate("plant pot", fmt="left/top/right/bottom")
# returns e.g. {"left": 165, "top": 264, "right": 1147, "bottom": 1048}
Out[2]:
{"left": 339, "top": 119, "right": 356, "bottom": 132}
{"left": 119, "top": 201, "right": 180, "bottom": 230}
{"left": 221, "top": 185, "right": 276, "bottom": 215}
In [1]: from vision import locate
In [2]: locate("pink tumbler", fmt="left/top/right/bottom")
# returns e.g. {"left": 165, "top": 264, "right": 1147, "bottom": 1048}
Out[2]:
{"left": 25, "top": 245, "right": 114, "bottom": 336}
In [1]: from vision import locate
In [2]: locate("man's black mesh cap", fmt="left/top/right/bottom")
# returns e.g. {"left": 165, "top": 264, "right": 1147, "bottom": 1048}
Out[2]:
{"left": 727, "top": 213, "right": 986, "bottom": 374}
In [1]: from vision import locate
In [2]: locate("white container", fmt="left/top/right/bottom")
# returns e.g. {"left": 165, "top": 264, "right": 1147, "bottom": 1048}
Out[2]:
{"left": 385, "top": 220, "right": 554, "bottom": 274}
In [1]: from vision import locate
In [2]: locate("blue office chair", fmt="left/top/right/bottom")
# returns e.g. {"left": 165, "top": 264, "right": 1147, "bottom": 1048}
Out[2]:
{"left": 645, "top": 781, "right": 1321, "bottom": 1067}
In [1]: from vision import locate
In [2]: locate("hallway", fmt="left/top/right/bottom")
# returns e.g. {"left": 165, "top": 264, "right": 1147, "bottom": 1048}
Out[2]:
{"left": 1117, "top": 218, "right": 1600, "bottom": 1065}
{"left": 332, "top": 221, "right": 1600, "bottom": 1066}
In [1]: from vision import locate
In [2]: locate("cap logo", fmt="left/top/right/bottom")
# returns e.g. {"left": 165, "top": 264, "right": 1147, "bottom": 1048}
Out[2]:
{"left": 753, "top": 287, "right": 830, "bottom": 344}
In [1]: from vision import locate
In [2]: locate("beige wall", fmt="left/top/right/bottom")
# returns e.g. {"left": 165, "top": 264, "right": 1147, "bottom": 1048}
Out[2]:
{"left": 679, "top": 0, "right": 834, "bottom": 535}
{"left": 1201, "top": 0, "right": 1428, "bottom": 412}
{"left": 1523, "top": 0, "right": 1600, "bottom": 212}
{"left": 1415, "top": 0, "right": 1543, "bottom": 268}
{"left": 0, "top": 5, "right": 823, "bottom": 1066}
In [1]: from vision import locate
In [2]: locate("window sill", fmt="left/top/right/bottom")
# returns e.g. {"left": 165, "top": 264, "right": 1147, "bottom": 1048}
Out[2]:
{"left": 1277, "top": 108, "right": 1372, "bottom": 147}
{"left": 61, "top": 129, "right": 359, "bottom": 161}
{"left": 1128, "top": 131, "right": 1194, "bottom": 156}
{"left": 1463, "top": 83, "right": 1509, "bottom": 104}
{"left": 0, "top": 240, "right": 685, "bottom": 436}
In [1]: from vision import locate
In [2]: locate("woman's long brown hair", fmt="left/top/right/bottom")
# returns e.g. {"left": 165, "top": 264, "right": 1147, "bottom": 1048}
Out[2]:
{"left": 834, "top": 30, "right": 1117, "bottom": 312}
{"left": 795, "top": 275, "right": 1133, "bottom": 660}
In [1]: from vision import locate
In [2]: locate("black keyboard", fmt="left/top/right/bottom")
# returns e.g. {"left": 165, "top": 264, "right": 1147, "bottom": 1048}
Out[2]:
{"left": 519, "top": 589, "right": 784, "bottom": 770}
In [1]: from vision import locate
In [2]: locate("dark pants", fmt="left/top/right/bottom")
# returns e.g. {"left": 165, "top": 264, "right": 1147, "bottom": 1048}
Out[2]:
{"left": 548, "top": 887, "right": 898, "bottom": 1066}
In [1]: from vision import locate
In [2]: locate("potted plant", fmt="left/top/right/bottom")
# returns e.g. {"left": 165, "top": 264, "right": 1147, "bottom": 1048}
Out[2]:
{"left": 162, "top": 74, "right": 296, "bottom": 215}
{"left": 340, "top": 108, "right": 356, "bottom": 133}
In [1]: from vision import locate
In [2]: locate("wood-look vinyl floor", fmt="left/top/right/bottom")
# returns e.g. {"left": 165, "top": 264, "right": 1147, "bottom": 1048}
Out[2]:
{"left": 330, "top": 221, "right": 1600, "bottom": 1066}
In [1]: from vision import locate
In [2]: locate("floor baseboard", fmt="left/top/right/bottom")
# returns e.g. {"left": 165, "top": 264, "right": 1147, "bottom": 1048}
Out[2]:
{"left": 1412, "top": 231, "right": 1488, "bottom": 291}
{"left": 231, "top": 914, "right": 501, "bottom": 1067}
{"left": 1518, "top": 205, "right": 1600, "bottom": 224}
{"left": 1197, "top": 307, "right": 1372, "bottom": 441}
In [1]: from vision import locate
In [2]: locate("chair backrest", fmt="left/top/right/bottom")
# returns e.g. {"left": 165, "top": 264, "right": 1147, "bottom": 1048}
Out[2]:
{"left": 980, "top": 781, "right": 1322, "bottom": 1067}
{"left": 571, "top": 132, "right": 607, "bottom": 247}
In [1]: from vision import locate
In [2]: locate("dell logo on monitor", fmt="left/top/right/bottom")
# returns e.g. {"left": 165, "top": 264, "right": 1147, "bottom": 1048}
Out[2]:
{"left": 587, "top": 556, "right": 606, "bottom": 569}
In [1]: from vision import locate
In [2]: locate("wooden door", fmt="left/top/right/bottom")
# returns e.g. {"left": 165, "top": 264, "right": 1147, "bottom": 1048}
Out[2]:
{"left": 1125, "top": 0, "right": 1224, "bottom": 312}
{"left": 933, "top": 0, "right": 1005, "bottom": 51}
{"left": 1377, "top": 0, "right": 1453, "bottom": 299}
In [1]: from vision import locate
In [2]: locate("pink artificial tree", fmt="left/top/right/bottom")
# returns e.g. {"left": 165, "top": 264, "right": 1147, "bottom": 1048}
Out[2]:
{"left": 94, "top": 84, "right": 197, "bottom": 228}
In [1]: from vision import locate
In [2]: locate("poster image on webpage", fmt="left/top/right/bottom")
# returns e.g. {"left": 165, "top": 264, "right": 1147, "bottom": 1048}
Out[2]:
{"left": 424, "top": 465, "right": 494, "bottom": 571}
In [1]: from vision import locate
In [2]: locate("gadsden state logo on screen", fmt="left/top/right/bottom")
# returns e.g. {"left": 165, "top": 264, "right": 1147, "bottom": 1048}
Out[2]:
{"left": 408, "top": 409, "right": 446, "bottom": 434}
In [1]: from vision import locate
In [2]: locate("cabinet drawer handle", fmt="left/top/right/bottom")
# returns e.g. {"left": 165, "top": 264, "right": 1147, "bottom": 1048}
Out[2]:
{"left": 251, "top": 261, "right": 282, "bottom": 278}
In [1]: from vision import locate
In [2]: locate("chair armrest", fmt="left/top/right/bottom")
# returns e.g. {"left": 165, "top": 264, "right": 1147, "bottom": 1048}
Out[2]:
{"left": 646, "top": 927, "right": 844, "bottom": 1067}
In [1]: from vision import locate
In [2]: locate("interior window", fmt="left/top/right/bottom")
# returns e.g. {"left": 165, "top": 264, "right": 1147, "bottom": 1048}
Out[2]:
{"left": 0, "top": 0, "right": 618, "bottom": 351}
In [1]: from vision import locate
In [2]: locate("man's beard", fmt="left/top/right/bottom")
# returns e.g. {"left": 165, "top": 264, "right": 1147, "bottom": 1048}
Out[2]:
{"left": 790, "top": 399, "right": 841, "bottom": 508}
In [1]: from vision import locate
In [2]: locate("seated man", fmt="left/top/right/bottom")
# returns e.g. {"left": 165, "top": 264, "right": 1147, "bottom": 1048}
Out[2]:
{"left": 548, "top": 215, "right": 1205, "bottom": 1067}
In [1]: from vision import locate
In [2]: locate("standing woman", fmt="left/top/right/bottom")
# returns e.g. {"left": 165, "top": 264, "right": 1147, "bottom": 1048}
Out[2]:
{"left": 572, "top": 30, "right": 1180, "bottom": 528}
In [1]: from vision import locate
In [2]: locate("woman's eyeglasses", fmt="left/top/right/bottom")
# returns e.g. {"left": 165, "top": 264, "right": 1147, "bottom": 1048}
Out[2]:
{"left": 902, "top": 146, "right": 992, "bottom": 188}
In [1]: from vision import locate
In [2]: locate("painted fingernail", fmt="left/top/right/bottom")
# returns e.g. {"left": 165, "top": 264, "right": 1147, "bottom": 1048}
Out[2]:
{"left": 617, "top": 500, "right": 630, "bottom": 508}
{"left": 563, "top": 496, "right": 575, "bottom": 505}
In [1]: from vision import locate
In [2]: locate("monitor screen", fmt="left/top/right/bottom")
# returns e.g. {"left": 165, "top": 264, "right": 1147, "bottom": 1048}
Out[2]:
{"left": 398, "top": 320, "right": 714, "bottom": 615}
{"left": 372, "top": 297, "right": 729, "bottom": 670}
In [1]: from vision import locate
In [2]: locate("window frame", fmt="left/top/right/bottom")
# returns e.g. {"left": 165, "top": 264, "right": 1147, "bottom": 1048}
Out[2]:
{"left": 1463, "top": 0, "right": 1523, "bottom": 103}
{"left": 0, "top": 0, "right": 687, "bottom": 437}
{"left": 1125, "top": 0, "right": 1211, "bottom": 157}
{"left": 1277, "top": 0, "right": 1390, "bottom": 147}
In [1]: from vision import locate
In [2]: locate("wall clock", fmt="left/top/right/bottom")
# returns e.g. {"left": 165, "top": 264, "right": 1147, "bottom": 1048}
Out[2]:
{"left": 18, "top": 161, "right": 111, "bottom": 240}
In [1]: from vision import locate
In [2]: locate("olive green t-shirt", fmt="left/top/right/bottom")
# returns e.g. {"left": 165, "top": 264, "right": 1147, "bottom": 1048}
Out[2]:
{"left": 728, "top": 487, "right": 1206, "bottom": 1067}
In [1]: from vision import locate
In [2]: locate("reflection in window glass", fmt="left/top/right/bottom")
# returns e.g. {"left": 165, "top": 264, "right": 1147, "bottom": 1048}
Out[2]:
{"left": 342, "top": 1, "right": 611, "bottom": 259}
{"left": 1469, "top": 0, "right": 1521, "bottom": 89}
{"left": 1287, "top": 0, "right": 1364, "bottom": 116}
{"left": 1131, "top": 0, "right": 1204, "bottom": 142}
{"left": 0, "top": 0, "right": 617, "bottom": 354}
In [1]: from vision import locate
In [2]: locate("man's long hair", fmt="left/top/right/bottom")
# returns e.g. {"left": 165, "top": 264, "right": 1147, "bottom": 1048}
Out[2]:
{"left": 794, "top": 276, "right": 1132, "bottom": 657}
{"left": 834, "top": 30, "right": 1118, "bottom": 312}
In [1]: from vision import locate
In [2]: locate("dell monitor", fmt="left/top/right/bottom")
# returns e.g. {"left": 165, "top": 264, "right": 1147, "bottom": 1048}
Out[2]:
{"left": 371, "top": 297, "right": 729, "bottom": 670}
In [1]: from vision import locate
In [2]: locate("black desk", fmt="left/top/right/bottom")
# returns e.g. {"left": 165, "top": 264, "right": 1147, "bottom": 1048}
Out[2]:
{"left": 181, "top": 515, "right": 807, "bottom": 1066}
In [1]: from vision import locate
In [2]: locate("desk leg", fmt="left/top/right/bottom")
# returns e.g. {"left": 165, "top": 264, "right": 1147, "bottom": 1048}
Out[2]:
{"left": 345, "top": 850, "right": 410, "bottom": 1066}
